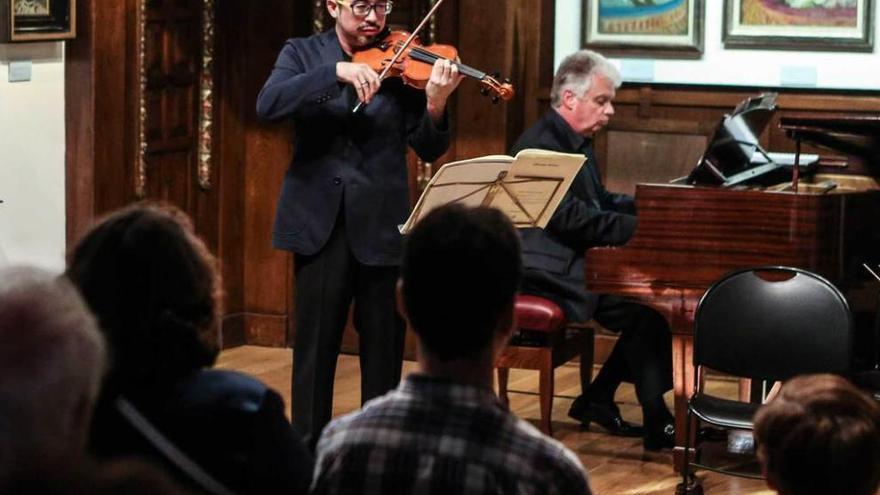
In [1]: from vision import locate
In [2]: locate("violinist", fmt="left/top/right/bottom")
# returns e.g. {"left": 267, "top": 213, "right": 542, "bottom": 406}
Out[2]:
{"left": 256, "top": 0, "right": 462, "bottom": 448}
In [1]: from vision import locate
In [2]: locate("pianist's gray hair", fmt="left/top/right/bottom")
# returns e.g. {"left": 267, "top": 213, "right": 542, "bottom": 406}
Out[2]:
{"left": 0, "top": 266, "right": 106, "bottom": 475}
{"left": 550, "top": 50, "right": 621, "bottom": 108}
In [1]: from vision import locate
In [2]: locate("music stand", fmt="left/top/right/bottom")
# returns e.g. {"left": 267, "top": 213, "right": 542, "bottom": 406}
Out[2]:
{"left": 400, "top": 150, "right": 584, "bottom": 233}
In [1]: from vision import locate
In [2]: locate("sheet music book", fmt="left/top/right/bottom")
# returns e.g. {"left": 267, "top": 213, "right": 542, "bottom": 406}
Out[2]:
{"left": 399, "top": 149, "right": 585, "bottom": 234}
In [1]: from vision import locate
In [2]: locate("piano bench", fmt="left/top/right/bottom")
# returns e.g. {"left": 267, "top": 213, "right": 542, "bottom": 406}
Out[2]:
{"left": 496, "top": 295, "right": 590, "bottom": 437}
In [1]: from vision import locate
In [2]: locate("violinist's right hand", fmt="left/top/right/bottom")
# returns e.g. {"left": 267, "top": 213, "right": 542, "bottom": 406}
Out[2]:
{"left": 337, "top": 62, "right": 381, "bottom": 104}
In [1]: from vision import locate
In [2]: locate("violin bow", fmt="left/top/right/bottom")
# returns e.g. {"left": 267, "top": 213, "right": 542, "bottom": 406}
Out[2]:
{"left": 352, "top": 0, "right": 447, "bottom": 113}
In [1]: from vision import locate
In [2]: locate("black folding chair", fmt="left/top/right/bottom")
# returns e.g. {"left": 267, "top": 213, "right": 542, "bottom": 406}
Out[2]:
{"left": 677, "top": 266, "right": 853, "bottom": 495}
{"left": 852, "top": 264, "right": 880, "bottom": 400}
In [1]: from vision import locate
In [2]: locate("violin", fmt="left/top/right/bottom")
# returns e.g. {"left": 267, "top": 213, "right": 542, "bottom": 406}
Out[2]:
{"left": 352, "top": 30, "right": 515, "bottom": 104}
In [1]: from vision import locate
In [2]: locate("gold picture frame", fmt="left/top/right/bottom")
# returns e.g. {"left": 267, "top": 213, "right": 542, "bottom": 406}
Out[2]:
{"left": 583, "top": 0, "right": 705, "bottom": 59}
{"left": 1, "top": 0, "right": 75, "bottom": 42}
{"left": 723, "top": 0, "right": 874, "bottom": 51}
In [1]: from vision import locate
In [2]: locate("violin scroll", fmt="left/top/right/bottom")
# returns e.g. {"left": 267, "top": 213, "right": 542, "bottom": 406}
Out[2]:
{"left": 478, "top": 73, "right": 514, "bottom": 103}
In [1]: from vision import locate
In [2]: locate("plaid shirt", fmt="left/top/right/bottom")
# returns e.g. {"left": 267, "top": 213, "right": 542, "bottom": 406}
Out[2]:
{"left": 312, "top": 374, "right": 591, "bottom": 495}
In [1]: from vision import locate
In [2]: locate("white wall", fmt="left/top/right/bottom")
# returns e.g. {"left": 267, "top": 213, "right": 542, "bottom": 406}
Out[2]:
{"left": 0, "top": 42, "right": 66, "bottom": 272}
{"left": 555, "top": 0, "right": 880, "bottom": 90}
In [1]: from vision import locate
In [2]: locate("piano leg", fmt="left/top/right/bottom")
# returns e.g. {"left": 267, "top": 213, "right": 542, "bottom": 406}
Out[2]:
{"left": 672, "top": 333, "right": 697, "bottom": 473}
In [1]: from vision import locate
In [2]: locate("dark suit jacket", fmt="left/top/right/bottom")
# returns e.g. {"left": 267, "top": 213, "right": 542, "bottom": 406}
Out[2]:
{"left": 90, "top": 369, "right": 314, "bottom": 495}
{"left": 256, "top": 29, "right": 450, "bottom": 265}
{"left": 510, "top": 110, "right": 637, "bottom": 321}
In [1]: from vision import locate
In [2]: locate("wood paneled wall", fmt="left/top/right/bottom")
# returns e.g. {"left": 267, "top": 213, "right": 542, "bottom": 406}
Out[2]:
{"left": 66, "top": 0, "right": 128, "bottom": 245}
{"left": 454, "top": 0, "right": 554, "bottom": 158}
{"left": 66, "top": 0, "right": 553, "bottom": 350}
{"left": 212, "top": 1, "right": 300, "bottom": 347}
{"left": 67, "top": 1, "right": 879, "bottom": 352}
{"left": 66, "top": 0, "right": 301, "bottom": 348}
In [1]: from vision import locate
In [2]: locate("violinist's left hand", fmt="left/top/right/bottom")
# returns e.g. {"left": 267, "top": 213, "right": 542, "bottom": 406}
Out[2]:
{"left": 425, "top": 59, "right": 463, "bottom": 124}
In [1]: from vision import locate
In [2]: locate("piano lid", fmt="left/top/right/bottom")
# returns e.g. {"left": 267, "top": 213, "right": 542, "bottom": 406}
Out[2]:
{"left": 779, "top": 116, "right": 880, "bottom": 165}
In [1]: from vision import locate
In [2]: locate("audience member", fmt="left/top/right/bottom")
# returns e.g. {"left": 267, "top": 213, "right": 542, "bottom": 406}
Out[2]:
{"left": 311, "top": 204, "right": 591, "bottom": 494}
{"left": 754, "top": 373, "right": 880, "bottom": 495}
{"left": 66, "top": 203, "right": 313, "bottom": 495}
{"left": 0, "top": 266, "right": 106, "bottom": 487}
{"left": 4, "top": 458, "right": 192, "bottom": 495}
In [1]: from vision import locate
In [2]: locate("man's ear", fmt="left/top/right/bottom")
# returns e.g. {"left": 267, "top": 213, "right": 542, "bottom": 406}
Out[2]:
{"left": 757, "top": 447, "right": 779, "bottom": 492}
{"left": 68, "top": 394, "right": 94, "bottom": 451}
{"left": 326, "top": 0, "right": 339, "bottom": 19}
{"left": 495, "top": 299, "right": 516, "bottom": 343}
{"left": 395, "top": 279, "right": 408, "bottom": 321}
{"left": 764, "top": 473, "right": 780, "bottom": 493}
{"left": 562, "top": 89, "right": 577, "bottom": 110}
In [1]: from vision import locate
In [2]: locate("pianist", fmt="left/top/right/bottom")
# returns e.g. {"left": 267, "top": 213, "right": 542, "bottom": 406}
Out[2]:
{"left": 510, "top": 49, "right": 675, "bottom": 451}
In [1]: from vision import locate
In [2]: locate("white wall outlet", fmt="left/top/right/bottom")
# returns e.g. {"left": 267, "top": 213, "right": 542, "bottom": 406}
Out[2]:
{"left": 9, "top": 60, "right": 33, "bottom": 83}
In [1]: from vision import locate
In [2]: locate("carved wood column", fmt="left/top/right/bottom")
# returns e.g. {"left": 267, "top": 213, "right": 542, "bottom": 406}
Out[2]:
{"left": 454, "top": 0, "right": 554, "bottom": 158}
{"left": 65, "top": 0, "right": 130, "bottom": 243}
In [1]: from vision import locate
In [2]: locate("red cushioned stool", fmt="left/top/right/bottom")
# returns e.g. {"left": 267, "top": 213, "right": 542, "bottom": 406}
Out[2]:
{"left": 495, "top": 295, "right": 589, "bottom": 436}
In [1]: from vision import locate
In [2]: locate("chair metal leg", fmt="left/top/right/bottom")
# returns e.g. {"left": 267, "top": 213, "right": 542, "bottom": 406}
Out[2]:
{"left": 497, "top": 367, "right": 510, "bottom": 407}
{"left": 539, "top": 361, "right": 553, "bottom": 436}
{"left": 675, "top": 405, "right": 702, "bottom": 495}
{"left": 579, "top": 326, "right": 595, "bottom": 386}
{"left": 674, "top": 479, "right": 703, "bottom": 495}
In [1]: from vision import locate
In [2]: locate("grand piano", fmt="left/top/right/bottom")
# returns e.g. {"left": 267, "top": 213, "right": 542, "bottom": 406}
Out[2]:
{"left": 585, "top": 111, "right": 880, "bottom": 470}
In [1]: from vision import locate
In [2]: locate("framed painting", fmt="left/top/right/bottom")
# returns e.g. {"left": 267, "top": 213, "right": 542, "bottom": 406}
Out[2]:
{"left": 723, "top": 0, "right": 874, "bottom": 51}
{"left": 583, "top": 0, "right": 705, "bottom": 58}
{"left": 0, "top": 0, "right": 76, "bottom": 42}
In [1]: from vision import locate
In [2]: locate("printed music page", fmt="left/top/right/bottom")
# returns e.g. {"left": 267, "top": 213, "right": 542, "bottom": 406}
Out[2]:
{"left": 493, "top": 149, "right": 584, "bottom": 228}
{"left": 399, "top": 149, "right": 584, "bottom": 234}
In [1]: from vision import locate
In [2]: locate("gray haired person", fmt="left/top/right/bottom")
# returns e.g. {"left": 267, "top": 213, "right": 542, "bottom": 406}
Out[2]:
{"left": 0, "top": 266, "right": 106, "bottom": 484}
{"left": 512, "top": 49, "right": 674, "bottom": 449}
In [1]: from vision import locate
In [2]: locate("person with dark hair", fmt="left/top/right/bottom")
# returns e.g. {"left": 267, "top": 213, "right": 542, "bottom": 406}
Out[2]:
{"left": 510, "top": 49, "right": 674, "bottom": 450}
{"left": 311, "top": 204, "right": 590, "bottom": 494}
{"left": 754, "top": 374, "right": 880, "bottom": 495}
{"left": 256, "top": 0, "right": 462, "bottom": 448}
{"left": 67, "top": 203, "right": 313, "bottom": 495}
{"left": 0, "top": 266, "right": 106, "bottom": 488}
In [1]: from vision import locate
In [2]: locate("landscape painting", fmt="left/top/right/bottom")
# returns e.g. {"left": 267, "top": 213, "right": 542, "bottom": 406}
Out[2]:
{"left": 584, "top": 0, "right": 704, "bottom": 58}
{"left": 13, "top": 0, "right": 50, "bottom": 17}
{"left": 724, "top": 0, "right": 874, "bottom": 51}
{"left": 1, "top": 0, "right": 73, "bottom": 42}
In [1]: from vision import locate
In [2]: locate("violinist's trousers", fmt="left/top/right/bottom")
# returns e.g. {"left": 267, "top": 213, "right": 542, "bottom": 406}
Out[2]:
{"left": 290, "top": 216, "right": 405, "bottom": 448}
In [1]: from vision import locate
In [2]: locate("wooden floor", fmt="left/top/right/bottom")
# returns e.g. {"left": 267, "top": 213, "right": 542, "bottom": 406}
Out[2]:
{"left": 217, "top": 346, "right": 773, "bottom": 495}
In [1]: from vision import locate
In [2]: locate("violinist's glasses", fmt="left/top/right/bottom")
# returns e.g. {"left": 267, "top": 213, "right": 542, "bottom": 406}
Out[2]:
{"left": 336, "top": 0, "right": 393, "bottom": 17}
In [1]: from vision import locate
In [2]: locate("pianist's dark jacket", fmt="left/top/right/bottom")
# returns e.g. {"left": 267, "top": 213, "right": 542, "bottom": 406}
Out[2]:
{"left": 511, "top": 109, "right": 637, "bottom": 321}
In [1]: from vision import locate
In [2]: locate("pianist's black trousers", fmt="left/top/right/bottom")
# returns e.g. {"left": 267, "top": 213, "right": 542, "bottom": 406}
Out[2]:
{"left": 291, "top": 218, "right": 405, "bottom": 448}
{"left": 584, "top": 295, "right": 673, "bottom": 420}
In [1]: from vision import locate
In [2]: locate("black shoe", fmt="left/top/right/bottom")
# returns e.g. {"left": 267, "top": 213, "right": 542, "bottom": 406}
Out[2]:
{"left": 568, "top": 396, "right": 644, "bottom": 438}
{"left": 644, "top": 421, "right": 675, "bottom": 451}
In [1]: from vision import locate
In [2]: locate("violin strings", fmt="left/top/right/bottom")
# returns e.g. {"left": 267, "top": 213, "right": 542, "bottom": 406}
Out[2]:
{"left": 387, "top": 41, "right": 493, "bottom": 82}
{"left": 406, "top": 46, "right": 486, "bottom": 80}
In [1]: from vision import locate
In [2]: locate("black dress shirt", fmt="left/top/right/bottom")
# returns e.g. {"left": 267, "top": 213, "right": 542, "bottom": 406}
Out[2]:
{"left": 510, "top": 109, "right": 637, "bottom": 321}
